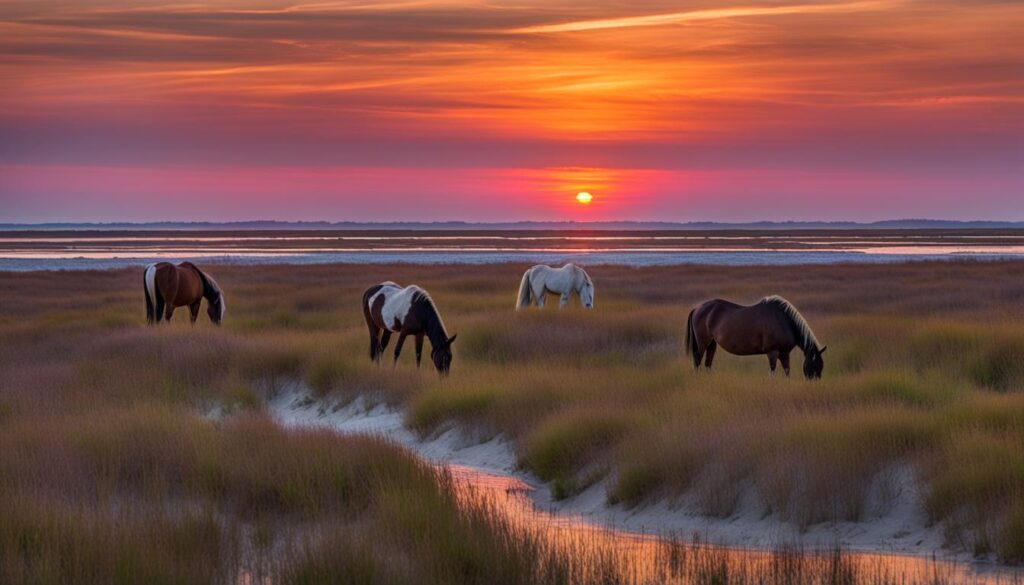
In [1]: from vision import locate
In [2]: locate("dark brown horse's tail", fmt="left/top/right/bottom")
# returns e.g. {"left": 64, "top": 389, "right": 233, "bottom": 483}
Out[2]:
{"left": 685, "top": 308, "right": 699, "bottom": 368}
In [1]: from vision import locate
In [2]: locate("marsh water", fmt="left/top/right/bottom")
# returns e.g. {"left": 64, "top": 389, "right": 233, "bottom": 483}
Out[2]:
{"left": 446, "top": 464, "right": 1021, "bottom": 585}
{"left": 3, "top": 231, "right": 1024, "bottom": 270}
{"left": 273, "top": 392, "right": 1024, "bottom": 585}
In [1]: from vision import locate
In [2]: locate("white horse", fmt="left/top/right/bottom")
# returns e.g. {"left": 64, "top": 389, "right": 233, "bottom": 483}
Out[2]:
{"left": 516, "top": 263, "right": 594, "bottom": 310}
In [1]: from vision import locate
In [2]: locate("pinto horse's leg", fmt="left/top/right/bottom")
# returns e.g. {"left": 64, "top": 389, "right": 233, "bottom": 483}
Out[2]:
{"left": 415, "top": 333, "right": 425, "bottom": 368}
{"left": 393, "top": 332, "right": 408, "bottom": 366}
{"left": 703, "top": 341, "right": 718, "bottom": 369}
{"left": 367, "top": 323, "right": 382, "bottom": 363}
{"left": 767, "top": 350, "right": 780, "bottom": 376}
{"left": 379, "top": 330, "right": 392, "bottom": 362}
{"left": 779, "top": 352, "right": 791, "bottom": 377}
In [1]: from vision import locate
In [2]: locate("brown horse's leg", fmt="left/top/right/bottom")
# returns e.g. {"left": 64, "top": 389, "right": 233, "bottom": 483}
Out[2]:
{"left": 415, "top": 333, "right": 425, "bottom": 368}
{"left": 153, "top": 291, "right": 165, "bottom": 324}
{"left": 767, "top": 350, "right": 779, "bottom": 376}
{"left": 189, "top": 301, "right": 201, "bottom": 324}
{"left": 703, "top": 341, "right": 718, "bottom": 369}
{"left": 779, "top": 352, "right": 791, "bottom": 377}
{"left": 393, "top": 332, "right": 408, "bottom": 365}
{"left": 164, "top": 304, "right": 175, "bottom": 322}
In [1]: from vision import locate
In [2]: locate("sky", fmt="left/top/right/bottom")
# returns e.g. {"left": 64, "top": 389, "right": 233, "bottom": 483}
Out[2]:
{"left": 1, "top": 0, "right": 1022, "bottom": 223}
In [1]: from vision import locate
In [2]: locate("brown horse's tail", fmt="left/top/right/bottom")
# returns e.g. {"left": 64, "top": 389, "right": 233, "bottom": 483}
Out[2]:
{"left": 685, "top": 308, "right": 699, "bottom": 368}
{"left": 144, "top": 264, "right": 161, "bottom": 324}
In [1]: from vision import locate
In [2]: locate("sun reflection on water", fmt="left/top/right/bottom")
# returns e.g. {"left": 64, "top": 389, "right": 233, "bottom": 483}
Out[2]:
{"left": 446, "top": 464, "right": 1021, "bottom": 585}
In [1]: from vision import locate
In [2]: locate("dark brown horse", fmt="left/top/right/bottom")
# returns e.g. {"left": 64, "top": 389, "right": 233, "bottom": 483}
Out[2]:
{"left": 362, "top": 282, "right": 456, "bottom": 375}
{"left": 144, "top": 262, "right": 225, "bottom": 325}
{"left": 686, "top": 296, "right": 826, "bottom": 378}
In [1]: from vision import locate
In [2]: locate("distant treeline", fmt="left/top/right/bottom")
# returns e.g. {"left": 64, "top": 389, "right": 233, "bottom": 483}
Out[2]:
{"left": 3, "top": 219, "right": 1024, "bottom": 231}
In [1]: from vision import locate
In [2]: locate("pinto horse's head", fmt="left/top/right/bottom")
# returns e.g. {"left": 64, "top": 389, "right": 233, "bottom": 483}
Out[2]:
{"left": 207, "top": 292, "right": 226, "bottom": 325}
{"left": 431, "top": 334, "right": 457, "bottom": 376}
{"left": 803, "top": 345, "right": 827, "bottom": 379}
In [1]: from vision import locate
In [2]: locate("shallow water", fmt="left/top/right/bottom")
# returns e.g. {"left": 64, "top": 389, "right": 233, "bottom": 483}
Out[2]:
{"left": 4, "top": 233, "right": 1024, "bottom": 270}
{"left": 5, "top": 232, "right": 1024, "bottom": 271}
{"left": 3, "top": 248, "right": 1024, "bottom": 271}
{"left": 447, "top": 464, "right": 1022, "bottom": 584}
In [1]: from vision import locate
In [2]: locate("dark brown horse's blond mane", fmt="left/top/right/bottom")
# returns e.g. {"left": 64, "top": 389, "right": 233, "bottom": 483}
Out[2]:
{"left": 195, "top": 268, "right": 221, "bottom": 297}
{"left": 761, "top": 295, "right": 819, "bottom": 352}
{"left": 192, "top": 266, "right": 225, "bottom": 320}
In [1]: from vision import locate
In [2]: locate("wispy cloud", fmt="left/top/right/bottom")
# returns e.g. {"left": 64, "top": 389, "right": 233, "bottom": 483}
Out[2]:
{"left": 511, "top": 1, "right": 892, "bottom": 34}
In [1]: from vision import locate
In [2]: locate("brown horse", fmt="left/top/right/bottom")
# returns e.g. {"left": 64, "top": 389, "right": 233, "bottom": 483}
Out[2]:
{"left": 144, "top": 262, "right": 225, "bottom": 325}
{"left": 686, "top": 296, "right": 826, "bottom": 378}
{"left": 362, "top": 282, "right": 456, "bottom": 376}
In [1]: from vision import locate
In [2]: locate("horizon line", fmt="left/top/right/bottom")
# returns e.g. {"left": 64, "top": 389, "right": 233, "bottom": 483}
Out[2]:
{"left": 3, "top": 219, "right": 1024, "bottom": 231}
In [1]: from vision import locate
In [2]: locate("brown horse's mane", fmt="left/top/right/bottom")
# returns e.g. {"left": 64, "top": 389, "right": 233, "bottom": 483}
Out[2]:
{"left": 761, "top": 295, "right": 819, "bottom": 352}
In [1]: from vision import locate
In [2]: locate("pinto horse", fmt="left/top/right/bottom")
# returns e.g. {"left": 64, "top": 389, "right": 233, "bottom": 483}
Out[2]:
{"left": 516, "top": 263, "right": 594, "bottom": 310}
{"left": 686, "top": 296, "right": 826, "bottom": 378}
{"left": 144, "top": 262, "right": 225, "bottom": 325}
{"left": 363, "top": 282, "right": 457, "bottom": 375}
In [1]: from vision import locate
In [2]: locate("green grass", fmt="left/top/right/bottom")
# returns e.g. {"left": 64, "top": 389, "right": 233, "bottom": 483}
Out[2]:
{"left": 2, "top": 260, "right": 1024, "bottom": 575}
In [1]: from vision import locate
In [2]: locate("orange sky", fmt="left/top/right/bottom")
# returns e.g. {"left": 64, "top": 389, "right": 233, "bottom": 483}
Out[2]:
{"left": 1, "top": 0, "right": 1022, "bottom": 222}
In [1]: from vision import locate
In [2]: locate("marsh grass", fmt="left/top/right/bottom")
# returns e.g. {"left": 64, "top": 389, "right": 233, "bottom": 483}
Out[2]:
{"left": 2, "top": 260, "right": 1024, "bottom": 577}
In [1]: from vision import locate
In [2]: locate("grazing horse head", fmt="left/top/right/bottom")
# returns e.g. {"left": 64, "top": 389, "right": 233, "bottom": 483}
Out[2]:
{"left": 803, "top": 345, "right": 827, "bottom": 379}
{"left": 579, "top": 275, "right": 595, "bottom": 309}
{"left": 196, "top": 269, "right": 226, "bottom": 325}
{"left": 431, "top": 334, "right": 457, "bottom": 376}
{"left": 206, "top": 293, "right": 225, "bottom": 325}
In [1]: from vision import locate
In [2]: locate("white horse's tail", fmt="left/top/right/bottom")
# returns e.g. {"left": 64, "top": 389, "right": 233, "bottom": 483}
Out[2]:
{"left": 516, "top": 269, "right": 533, "bottom": 310}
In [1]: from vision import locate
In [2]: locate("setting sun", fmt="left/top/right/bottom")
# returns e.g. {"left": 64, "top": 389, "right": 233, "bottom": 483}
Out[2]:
{"left": 576, "top": 192, "right": 593, "bottom": 204}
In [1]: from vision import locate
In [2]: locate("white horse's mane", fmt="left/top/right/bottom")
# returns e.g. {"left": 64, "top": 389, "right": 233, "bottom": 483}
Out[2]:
{"left": 761, "top": 295, "right": 818, "bottom": 351}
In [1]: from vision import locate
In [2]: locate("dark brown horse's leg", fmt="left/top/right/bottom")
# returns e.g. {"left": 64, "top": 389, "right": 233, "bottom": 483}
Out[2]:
{"left": 779, "top": 352, "right": 791, "bottom": 377}
{"left": 164, "top": 305, "right": 175, "bottom": 322}
{"left": 767, "top": 350, "right": 779, "bottom": 376}
{"left": 703, "top": 341, "right": 718, "bottom": 369}
{"left": 415, "top": 333, "right": 425, "bottom": 367}
{"left": 393, "top": 332, "right": 408, "bottom": 365}
{"left": 189, "top": 301, "right": 201, "bottom": 324}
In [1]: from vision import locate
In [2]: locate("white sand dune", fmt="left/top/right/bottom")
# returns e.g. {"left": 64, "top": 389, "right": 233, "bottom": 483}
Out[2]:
{"left": 268, "top": 386, "right": 964, "bottom": 561}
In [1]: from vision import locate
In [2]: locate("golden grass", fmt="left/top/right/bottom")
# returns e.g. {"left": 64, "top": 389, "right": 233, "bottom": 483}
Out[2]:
{"left": 2, "top": 259, "right": 1024, "bottom": 572}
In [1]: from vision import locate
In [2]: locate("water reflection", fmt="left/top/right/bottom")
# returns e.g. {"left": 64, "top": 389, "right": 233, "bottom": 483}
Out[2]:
{"left": 446, "top": 465, "right": 1021, "bottom": 585}
{"left": 4, "top": 245, "right": 1024, "bottom": 259}
{"left": 3, "top": 233, "right": 1024, "bottom": 271}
